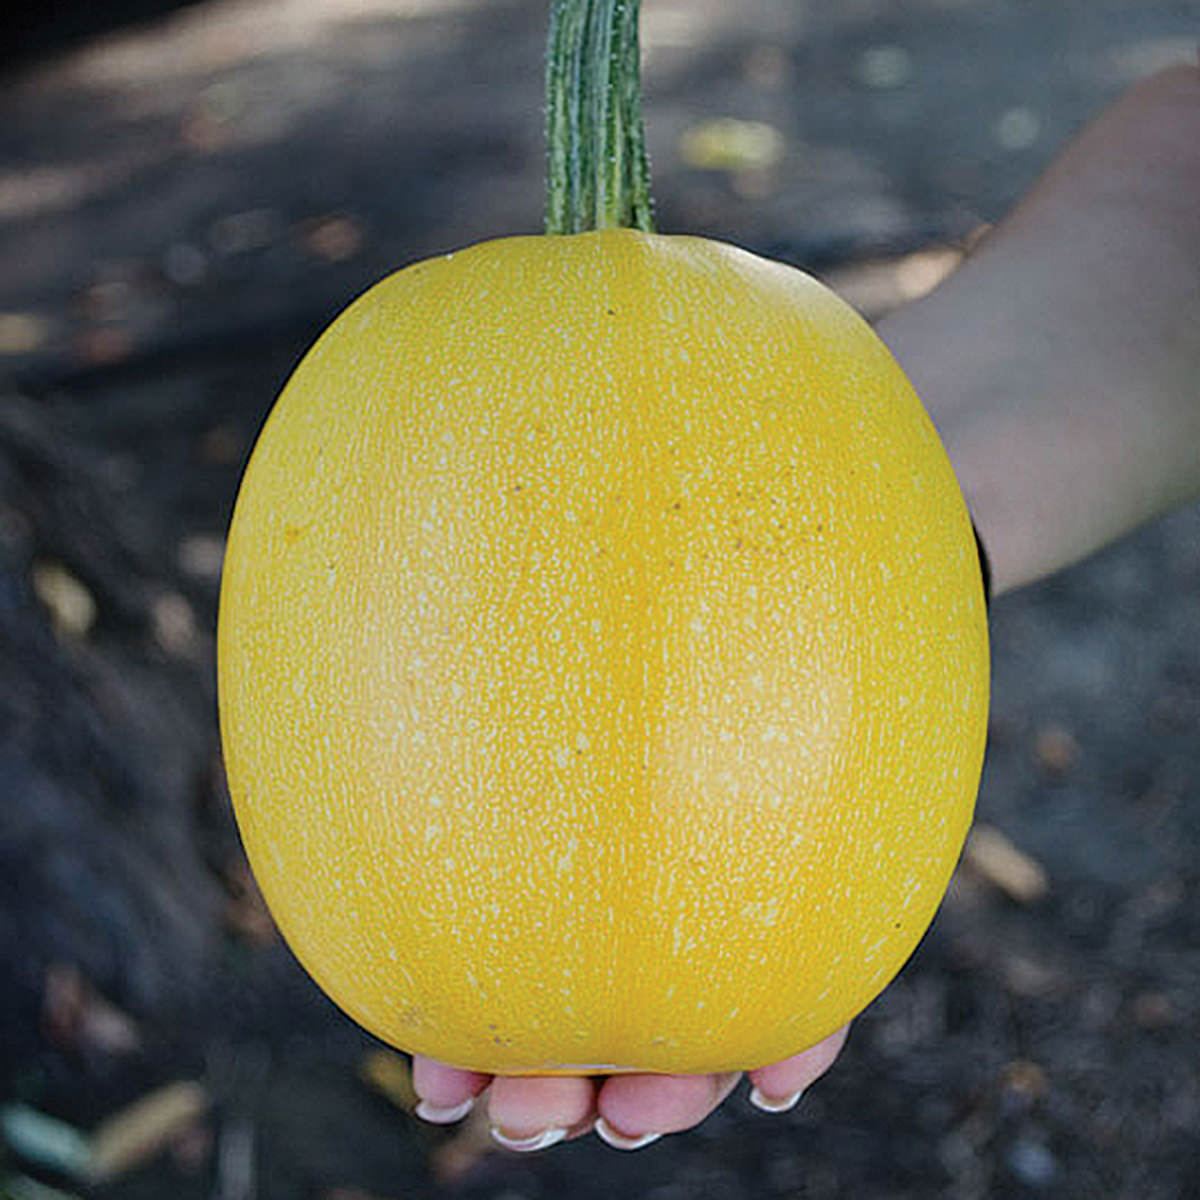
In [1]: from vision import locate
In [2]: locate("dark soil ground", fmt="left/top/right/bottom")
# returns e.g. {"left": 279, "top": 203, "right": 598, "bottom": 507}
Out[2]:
{"left": 2, "top": 2, "right": 1199, "bottom": 1198}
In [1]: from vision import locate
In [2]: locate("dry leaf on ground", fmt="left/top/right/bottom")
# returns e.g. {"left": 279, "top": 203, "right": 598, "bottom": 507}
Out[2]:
{"left": 89, "top": 1081, "right": 210, "bottom": 1183}
{"left": 964, "top": 824, "right": 1049, "bottom": 905}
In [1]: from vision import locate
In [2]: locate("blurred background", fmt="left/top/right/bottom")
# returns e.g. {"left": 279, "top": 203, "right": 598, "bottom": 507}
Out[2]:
{"left": 1, "top": 1, "right": 1198, "bottom": 1197}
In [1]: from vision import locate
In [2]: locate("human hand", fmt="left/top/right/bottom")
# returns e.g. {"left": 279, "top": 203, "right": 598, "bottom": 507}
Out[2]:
{"left": 411, "top": 1023, "right": 849, "bottom": 1151}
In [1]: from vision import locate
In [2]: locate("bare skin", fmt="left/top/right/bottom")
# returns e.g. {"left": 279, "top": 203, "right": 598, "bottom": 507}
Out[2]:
{"left": 413, "top": 60, "right": 1200, "bottom": 1150}
{"left": 886, "top": 60, "right": 1200, "bottom": 595}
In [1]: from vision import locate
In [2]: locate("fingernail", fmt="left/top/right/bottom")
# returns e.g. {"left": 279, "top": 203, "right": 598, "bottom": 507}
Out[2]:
{"left": 749, "top": 1085, "right": 804, "bottom": 1114}
{"left": 594, "top": 1116, "right": 661, "bottom": 1151}
{"left": 414, "top": 1097, "right": 476, "bottom": 1124}
{"left": 490, "top": 1126, "right": 568, "bottom": 1152}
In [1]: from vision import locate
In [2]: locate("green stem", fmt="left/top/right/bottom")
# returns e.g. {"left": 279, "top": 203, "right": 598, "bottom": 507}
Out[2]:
{"left": 545, "top": 0, "right": 655, "bottom": 234}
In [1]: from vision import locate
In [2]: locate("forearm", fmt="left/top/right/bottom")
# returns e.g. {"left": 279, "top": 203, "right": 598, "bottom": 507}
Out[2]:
{"left": 877, "top": 63, "right": 1200, "bottom": 597}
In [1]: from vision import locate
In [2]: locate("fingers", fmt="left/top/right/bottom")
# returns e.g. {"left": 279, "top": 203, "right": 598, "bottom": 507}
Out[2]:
{"left": 413, "top": 1027, "right": 850, "bottom": 1154}
{"left": 746, "top": 1024, "right": 850, "bottom": 1112}
{"left": 591, "top": 1025, "right": 851, "bottom": 1146}
{"left": 412, "top": 1058, "right": 597, "bottom": 1149}
{"left": 412, "top": 1058, "right": 745, "bottom": 1150}
{"left": 595, "top": 1071, "right": 742, "bottom": 1149}
{"left": 410, "top": 1055, "right": 491, "bottom": 1123}
{"left": 486, "top": 1074, "right": 597, "bottom": 1150}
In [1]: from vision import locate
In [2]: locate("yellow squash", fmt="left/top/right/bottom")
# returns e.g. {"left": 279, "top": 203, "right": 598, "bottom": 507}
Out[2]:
{"left": 218, "top": 229, "right": 989, "bottom": 1075}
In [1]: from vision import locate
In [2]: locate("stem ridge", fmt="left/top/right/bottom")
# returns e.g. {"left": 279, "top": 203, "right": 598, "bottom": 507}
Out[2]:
{"left": 546, "top": 0, "right": 654, "bottom": 234}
